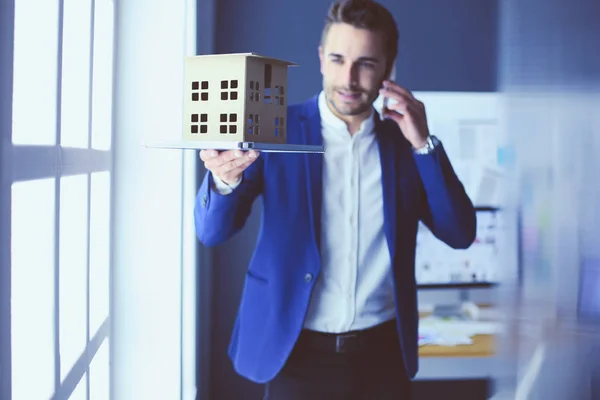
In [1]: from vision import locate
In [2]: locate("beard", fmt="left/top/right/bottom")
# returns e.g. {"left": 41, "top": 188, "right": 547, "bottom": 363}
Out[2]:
{"left": 324, "top": 82, "right": 379, "bottom": 117}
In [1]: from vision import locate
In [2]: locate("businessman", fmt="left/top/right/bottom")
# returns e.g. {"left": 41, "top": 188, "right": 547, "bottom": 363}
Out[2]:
{"left": 195, "top": 0, "right": 476, "bottom": 398}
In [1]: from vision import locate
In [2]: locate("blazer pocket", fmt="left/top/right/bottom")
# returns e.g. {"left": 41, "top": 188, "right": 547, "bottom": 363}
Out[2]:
{"left": 246, "top": 269, "right": 268, "bottom": 285}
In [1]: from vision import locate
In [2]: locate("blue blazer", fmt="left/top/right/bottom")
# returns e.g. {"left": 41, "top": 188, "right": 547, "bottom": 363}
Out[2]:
{"left": 195, "top": 94, "right": 476, "bottom": 384}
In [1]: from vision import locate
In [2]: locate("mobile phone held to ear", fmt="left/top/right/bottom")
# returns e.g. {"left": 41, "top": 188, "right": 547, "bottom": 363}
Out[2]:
{"left": 381, "top": 92, "right": 399, "bottom": 115}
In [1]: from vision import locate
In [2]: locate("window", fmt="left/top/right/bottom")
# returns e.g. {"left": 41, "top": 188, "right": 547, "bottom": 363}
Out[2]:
{"left": 220, "top": 113, "right": 238, "bottom": 134}
{"left": 8, "top": 0, "right": 115, "bottom": 398}
{"left": 91, "top": 0, "right": 115, "bottom": 151}
{"left": 248, "top": 114, "right": 261, "bottom": 135}
{"left": 249, "top": 80, "right": 260, "bottom": 102}
{"left": 276, "top": 85, "right": 285, "bottom": 106}
{"left": 191, "top": 81, "right": 209, "bottom": 102}
{"left": 89, "top": 339, "right": 110, "bottom": 400}
{"left": 274, "top": 116, "right": 285, "bottom": 138}
{"left": 11, "top": 0, "right": 59, "bottom": 146}
{"left": 11, "top": 179, "right": 56, "bottom": 400}
{"left": 60, "top": 0, "right": 93, "bottom": 148}
{"left": 191, "top": 113, "right": 208, "bottom": 134}
{"left": 220, "top": 79, "right": 239, "bottom": 101}
{"left": 59, "top": 175, "right": 89, "bottom": 381}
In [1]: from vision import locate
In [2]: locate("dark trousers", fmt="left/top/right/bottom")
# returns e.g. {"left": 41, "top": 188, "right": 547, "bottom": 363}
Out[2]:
{"left": 264, "top": 319, "right": 413, "bottom": 400}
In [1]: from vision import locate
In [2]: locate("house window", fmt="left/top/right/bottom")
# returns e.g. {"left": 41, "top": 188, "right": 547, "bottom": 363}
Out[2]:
{"left": 263, "top": 64, "right": 273, "bottom": 104}
{"left": 220, "top": 113, "right": 238, "bottom": 134}
{"left": 249, "top": 80, "right": 260, "bottom": 102}
{"left": 276, "top": 85, "right": 285, "bottom": 106}
{"left": 220, "top": 79, "right": 238, "bottom": 101}
{"left": 274, "top": 116, "right": 285, "bottom": 138}
{"left": 191, "top": 113, "right": 208, "bottom": 134}
{"left": 248, "top": 114, "right": 260, "bottom": 135}
{"left": 264, "top": 88, "right": 272, "bottom": 105}
{"left": 192, "top": 81, "right": 209, "bottom": 101}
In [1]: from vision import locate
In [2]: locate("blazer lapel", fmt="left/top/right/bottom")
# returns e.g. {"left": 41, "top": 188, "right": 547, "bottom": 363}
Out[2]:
{"left": 376, "top": 118, "right": 398, "bottom": 260}
{"left": 300, "top": 96, "right": 323, "bottom": 254}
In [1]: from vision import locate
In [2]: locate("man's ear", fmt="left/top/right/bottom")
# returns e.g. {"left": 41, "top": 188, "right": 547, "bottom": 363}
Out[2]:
{"left": 318, "top": 46, "right": 324, "bottom": 74}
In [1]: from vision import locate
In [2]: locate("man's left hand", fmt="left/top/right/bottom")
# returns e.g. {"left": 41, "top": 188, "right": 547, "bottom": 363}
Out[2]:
{"left": 380, "top": 80, "right": 430, "bottom": 149}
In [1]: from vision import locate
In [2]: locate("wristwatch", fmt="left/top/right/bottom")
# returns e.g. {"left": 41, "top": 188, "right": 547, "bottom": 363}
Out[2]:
{"left": 412, "top": 135, "right": 439, "bottom": 155}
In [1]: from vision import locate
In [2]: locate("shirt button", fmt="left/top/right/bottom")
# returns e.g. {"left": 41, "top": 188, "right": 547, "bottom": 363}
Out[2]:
{"left": 201, "top": 194, "right": 208, "bottom": 207}
{"left": 304, "top": 273, "right": 313, "bottom": 283}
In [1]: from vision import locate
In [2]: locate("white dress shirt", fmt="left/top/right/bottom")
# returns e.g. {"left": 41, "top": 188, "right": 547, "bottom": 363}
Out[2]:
{"left": 302, "top": 91, "right": 395, "bottom": 333}
{"left": 212, "top": 91, "right": 396, "bottom": 333}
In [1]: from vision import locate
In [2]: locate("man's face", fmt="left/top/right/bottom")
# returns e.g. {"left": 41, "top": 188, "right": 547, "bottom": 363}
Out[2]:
{"left": 319, "top": 23, "right": 388, "bottom": 118}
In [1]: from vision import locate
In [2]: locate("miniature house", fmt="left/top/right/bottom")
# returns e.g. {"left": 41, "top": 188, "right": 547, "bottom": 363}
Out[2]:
{"left": 183, "top": 53, "right": 297, "bottom": 144}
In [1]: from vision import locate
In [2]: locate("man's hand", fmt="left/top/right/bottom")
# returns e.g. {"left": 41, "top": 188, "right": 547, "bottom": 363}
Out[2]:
{"left": 199, "top": 149, "right": 259, "bottom": 185}
{"left": 380, "top": 80, "right": 430, "bottom": 149}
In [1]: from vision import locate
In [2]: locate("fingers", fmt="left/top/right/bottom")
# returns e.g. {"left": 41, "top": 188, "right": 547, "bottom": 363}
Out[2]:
{"left": 380, "top": 81, "right": 425, "bottom": 115}
{"left": 199, "top": 149, "right": 219, "bottom": 161}
{"left": 219, "top": 158, "right": 257, "bottom": 183}
{"left": 201, "top": 149, "right": 252, "bottom": 169}
{"left": 382, "top": 108, "right": 404, "bottom": 125}
{"left": 386, "top": 99, "right": 421, "bottom": 117}
{"left": 380, "top": 86, "right": 417, "bottom": 108}
{"left": 382, "top": 80, "right": 416, "bottom": 101}
{"left": 205, "top": 149, "right": 243, "bottom": 169}
{"left": 200, "top": 149, "right": 239, "bottom": 164}
{"left": 199, "top": 149, "right": 259, "bottom": 183}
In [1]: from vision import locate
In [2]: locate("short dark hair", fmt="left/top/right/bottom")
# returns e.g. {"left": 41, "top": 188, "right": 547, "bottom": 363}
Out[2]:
{"left": 321, "top": 0, "right": 399, "bottom": 78}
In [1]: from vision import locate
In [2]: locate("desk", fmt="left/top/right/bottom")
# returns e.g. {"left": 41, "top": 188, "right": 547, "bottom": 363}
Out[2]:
{"left": 418, "top": 310, "right": 496, "bottom": 358}
{"left": 419, "top": 333, "right": 495, "bottom": 357}
{"left": 414, "top": 309, "right": 497, "bottom": 400}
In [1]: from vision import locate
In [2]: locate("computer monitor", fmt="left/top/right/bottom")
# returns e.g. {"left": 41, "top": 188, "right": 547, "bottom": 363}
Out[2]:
{"left": 416, "top": 206, "right": 501, "bottom": 288}
{"left": 415, "top": 206, "right": 505, "bottom": 318}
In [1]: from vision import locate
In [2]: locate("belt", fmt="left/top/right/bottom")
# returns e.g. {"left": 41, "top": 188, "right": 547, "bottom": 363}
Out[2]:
{"left": 297, "top": 319, "right": 398, "bottom": 354}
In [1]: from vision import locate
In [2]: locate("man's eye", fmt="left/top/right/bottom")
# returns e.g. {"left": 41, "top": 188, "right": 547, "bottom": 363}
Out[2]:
{"left": 361, "top": 62, "right": 375, "bottom": 69}
{"left": 331, "top": 58, "right": 342, "bottom": 64}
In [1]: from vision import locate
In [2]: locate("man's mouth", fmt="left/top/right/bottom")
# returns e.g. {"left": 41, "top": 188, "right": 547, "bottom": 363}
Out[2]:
{"left": 337, "top": 90, "right": 361, "bottom": 102}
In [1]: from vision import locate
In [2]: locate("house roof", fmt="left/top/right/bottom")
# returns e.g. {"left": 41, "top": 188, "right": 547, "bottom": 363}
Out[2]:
{"left": 191, "top": 52, "right": 299, "bottom": 66}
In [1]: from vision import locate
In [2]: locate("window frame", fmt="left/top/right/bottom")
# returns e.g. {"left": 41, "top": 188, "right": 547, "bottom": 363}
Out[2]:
{"left": 0, "top": 0, "right": 16, "bottom": 397}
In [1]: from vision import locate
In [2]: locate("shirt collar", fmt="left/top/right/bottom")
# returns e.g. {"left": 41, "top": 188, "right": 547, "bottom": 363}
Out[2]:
{"left": 318, "top": 91, "right": 375, "bottom": 136}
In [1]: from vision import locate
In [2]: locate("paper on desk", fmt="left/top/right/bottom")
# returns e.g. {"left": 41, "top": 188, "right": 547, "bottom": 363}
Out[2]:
{"left": 418, "top": 317, "right": 501, "bottom": 347}
{"left": 418, "top": 326, "right": 473, "bottom": 347}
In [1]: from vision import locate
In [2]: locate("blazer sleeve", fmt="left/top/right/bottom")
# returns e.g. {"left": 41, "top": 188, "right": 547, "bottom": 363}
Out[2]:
{"left": 413, "top": 142, "right": 476, "bottom": 249}
{"left": 194, "top": 156, "right": 264, "bottom": 247}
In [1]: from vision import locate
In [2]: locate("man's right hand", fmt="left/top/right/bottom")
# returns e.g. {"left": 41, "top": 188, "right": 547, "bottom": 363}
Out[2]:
{"left": 199, "top": 149, "right": 260, "bottom": 185}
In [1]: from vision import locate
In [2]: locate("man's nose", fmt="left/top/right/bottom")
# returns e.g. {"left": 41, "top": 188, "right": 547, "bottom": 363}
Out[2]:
{"left": 342, "top": 63, "right": 359, "bottom": 88}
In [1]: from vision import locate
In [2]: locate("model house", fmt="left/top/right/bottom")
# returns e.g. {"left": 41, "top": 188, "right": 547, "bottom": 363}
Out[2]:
{"left": 184, "top": 53, "right": 297, "bottom": 144}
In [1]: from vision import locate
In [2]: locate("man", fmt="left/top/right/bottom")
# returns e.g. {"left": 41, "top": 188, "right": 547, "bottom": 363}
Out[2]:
{"left": 195, "top": 0, "right": 476, "bottom": 398}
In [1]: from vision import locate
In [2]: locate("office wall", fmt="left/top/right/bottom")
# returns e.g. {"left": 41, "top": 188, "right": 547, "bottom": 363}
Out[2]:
{"left": 215, "top": 0, "right": 498, "bottom": 105}
{"left": 205, "top": 1, "right": 499, "bottom": 398}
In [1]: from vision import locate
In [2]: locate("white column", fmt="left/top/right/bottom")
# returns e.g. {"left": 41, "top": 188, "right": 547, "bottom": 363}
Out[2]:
{"left": 111, "top": 0, "right": 196, "bottom": 398}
